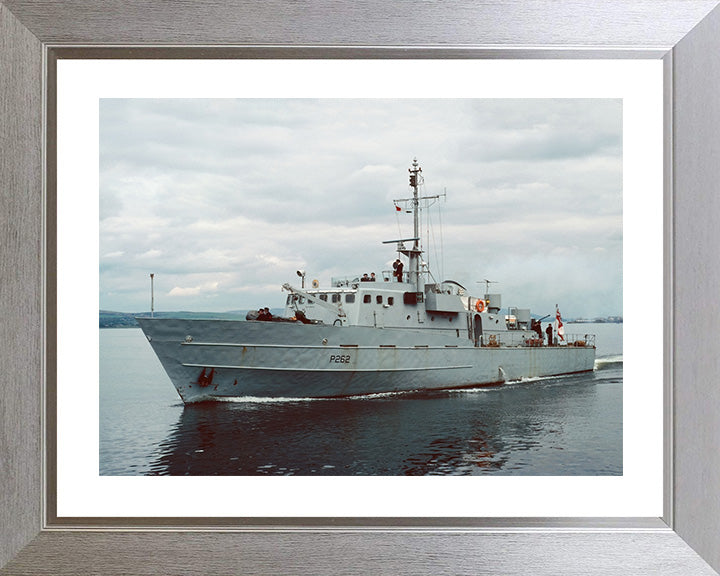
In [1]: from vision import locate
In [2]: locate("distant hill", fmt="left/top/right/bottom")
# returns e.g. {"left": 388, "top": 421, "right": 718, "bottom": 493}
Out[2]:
{"left": 99, "top": 310, "right": 139, "bottom": 328}
{"left": 99, "top": 309, "right": 267, "bottom": 328}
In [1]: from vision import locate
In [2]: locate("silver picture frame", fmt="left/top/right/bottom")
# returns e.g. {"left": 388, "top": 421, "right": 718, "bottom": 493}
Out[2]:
{"left": 2, "top": 1, "right": 720, "bottom": 573}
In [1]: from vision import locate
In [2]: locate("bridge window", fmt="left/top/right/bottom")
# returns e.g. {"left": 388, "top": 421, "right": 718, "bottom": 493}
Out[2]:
{"left": 319, "top": 294, "right": 327, "bottom": 301}
{"left": 363, "top": 294, "right": 371, "bottom": 304}
{"left": 376, "top": 295, "right": 383, "bottom": 304}
{"left": 387, "top": 297, "right": 394, "bottom": 306}
{"left": 345, "top": 294, "right": 355, "bottom": 303}
{"left": 331, "top": 294, "right": 340, "bottom": 303}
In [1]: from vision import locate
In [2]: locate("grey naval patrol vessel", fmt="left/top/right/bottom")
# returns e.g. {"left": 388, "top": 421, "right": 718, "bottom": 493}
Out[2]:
{"left": 137, "top": 159, "right": 596, "bottom": 403}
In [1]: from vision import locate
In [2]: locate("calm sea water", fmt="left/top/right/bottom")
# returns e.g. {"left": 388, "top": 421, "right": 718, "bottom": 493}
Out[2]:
{"left": 99, "top": 323, "right": 622, "bottom": 476}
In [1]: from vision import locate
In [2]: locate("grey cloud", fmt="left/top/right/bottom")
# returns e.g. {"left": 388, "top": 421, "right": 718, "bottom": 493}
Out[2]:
{"left": 100, "top": 98, "right": 622, "bottom": 317}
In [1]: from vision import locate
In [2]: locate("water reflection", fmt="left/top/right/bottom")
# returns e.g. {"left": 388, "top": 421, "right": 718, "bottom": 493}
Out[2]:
{"left": 147, "top": 371, "right": 619, "bottom": 476}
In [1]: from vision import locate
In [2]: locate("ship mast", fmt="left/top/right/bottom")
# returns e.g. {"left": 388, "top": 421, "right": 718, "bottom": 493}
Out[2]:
{"left": 408, "top": 158, "right": 423, "bottom": 293}
{"left": 387, "top": 158, "right": 442, "bottom": 294}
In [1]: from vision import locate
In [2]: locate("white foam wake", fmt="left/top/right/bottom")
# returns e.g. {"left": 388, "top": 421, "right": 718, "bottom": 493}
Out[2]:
{"left": 595, "top": 354, "right": 623, "bottom": 369}
{"left": 214, "top": 395, "right": 321, "bottom": 404}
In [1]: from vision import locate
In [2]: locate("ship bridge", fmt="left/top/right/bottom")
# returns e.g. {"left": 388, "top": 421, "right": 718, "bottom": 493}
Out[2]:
{"left": 284, "top": 272, "right": 479, "bottom": 340}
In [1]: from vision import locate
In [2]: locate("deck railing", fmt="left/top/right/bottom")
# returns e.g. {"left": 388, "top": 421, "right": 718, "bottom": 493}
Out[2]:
{"left": 481, "top": 332, "right": 596, "bottom": 348}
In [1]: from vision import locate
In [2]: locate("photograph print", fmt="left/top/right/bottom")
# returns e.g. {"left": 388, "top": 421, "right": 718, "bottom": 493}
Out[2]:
{"left": 99, "top": 98, "right": 622, "bottom": 476}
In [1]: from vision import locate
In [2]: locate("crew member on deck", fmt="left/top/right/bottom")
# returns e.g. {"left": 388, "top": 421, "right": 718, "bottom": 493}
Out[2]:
{"left": 393, "top": 259, "right": 404, "bottom": 282}
{"left": 546, "top": 324, "right": 553, "bottom": 346}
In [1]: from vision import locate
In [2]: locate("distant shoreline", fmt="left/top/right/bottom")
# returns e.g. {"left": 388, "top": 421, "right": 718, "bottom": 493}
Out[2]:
{"left": 99, "top": 310, "right": 256, "bottom": 328}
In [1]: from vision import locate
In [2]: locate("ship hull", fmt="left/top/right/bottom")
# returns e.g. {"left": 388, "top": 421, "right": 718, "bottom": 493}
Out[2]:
{"left": 137, "top": 318, "right": 596, "bottom": 403}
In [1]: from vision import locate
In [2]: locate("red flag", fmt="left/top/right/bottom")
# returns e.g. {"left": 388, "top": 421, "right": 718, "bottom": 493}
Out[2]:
{"left": 555, "top": 305, "right": 565, "bottom": 341}
{"left": 395, "top": 203, "right": 401, "bottom": 211}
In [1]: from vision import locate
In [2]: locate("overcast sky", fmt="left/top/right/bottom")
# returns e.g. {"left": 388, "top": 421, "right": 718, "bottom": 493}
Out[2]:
{"left": 99, "top": 98, "right": 622, "bottom": 318}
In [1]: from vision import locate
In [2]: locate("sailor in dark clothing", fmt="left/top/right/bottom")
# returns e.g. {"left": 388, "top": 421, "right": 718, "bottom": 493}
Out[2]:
{"left": 531, "top": 319, "right": 543, "bottom": 338}
{"left": 545, "top": 324, "right": 553, "bottom": 346}
{"left": 256, "top": 307, "right": 272, "bottom": 321}
{"left": 393, "top": 259, "right": 404, "bottom": 282}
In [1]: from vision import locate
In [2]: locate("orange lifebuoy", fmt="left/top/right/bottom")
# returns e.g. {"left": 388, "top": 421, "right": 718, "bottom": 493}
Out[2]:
{"left": 475, "top": 299, "right": 485, "bottom": 313}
